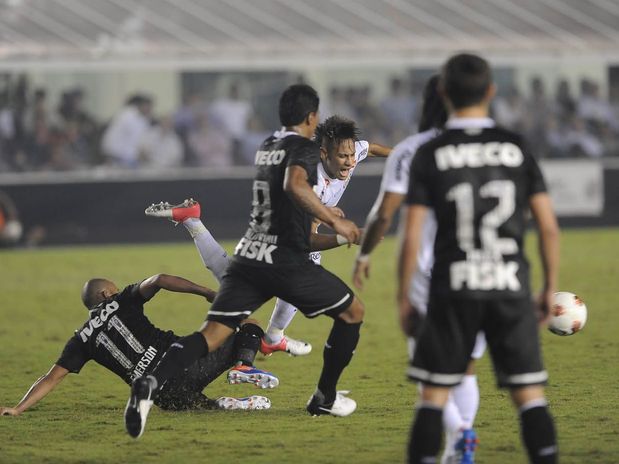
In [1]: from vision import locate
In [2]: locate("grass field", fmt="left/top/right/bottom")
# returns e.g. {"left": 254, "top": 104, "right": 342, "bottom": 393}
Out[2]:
{"left": 0, "top": 229, "right": 617, "bottom": 464}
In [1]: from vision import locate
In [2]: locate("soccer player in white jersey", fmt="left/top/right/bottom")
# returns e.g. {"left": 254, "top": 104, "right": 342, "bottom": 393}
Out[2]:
{"left": 261, "top": 115, "right": 391, "bottom": 355}
{"left": 352, "top": 75, "right": 485, "bottom": 464}
{"left": 146, "top": 116, "right": 391, "bottom": 357}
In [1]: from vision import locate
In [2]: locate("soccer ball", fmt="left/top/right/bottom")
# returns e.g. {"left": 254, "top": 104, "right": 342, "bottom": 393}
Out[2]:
{"left": 548, "top": 292, "right": 587, "bottom": 336}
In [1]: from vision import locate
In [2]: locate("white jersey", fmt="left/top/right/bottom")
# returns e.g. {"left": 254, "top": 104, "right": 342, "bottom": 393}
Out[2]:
{"left": 310, "top": 140, "right": 370, "bottom": 264}
{"left": 315, "top": 140, "right": 369, "bottom": 207}
{"left": 380, "top": 129, "right": 439, "bottom": 280}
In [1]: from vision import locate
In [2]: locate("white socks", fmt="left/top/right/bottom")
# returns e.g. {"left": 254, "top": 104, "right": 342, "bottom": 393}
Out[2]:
{"left": 452, "top": 375, "right": 480, "bottom": 429}
{"left": 265, "top": 298, "right": 298, "bottom": 344}
{"left": 182, "top": 218, "right": 230, "bottom": 283}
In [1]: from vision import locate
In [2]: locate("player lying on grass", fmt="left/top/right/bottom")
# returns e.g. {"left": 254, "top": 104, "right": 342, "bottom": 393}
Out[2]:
{"left": 352, "top": 74, "right": 486, "bottom": 464}
{"left": 0, "top": 274, "right": 275, "bottom": 418}
{"left": 146, "top": 116, "right": 391, "bottom": 358}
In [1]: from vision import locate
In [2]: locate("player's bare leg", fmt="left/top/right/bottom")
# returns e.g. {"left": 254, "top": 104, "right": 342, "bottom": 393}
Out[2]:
{"left": 306, "top": 296, "right": 364, "bottom": 417}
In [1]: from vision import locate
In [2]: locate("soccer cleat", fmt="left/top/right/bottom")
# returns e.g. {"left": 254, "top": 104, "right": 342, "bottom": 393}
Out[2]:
{"left": 144, "top": 198, "right": 200, "bottom": 224}
{"left": 227, "top": 365, "right": 279, "bottom": 389}
{"left": 306, "top": 390, "right": 357, "bottom": 417}
{"left": 453, "top": 429, "right": 478, "bottom": 464}
{"left": 215, "top": 395, "right": 272, "bottom": 410}
{"left": 260, "top": 335, "right": 312, "bottom": 357}
{"left": 124, "top": 376, "right": 155, "bottom": 439}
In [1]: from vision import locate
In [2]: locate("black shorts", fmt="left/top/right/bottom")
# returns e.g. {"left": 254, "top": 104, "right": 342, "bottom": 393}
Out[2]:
{"left": 207, "top": 260, "right": 354, "bottom": 328}
{"left": 409, "top": 293, "right": 547, "bottom": 389}
{"left": 155, "top": 335, "right": 237, "bottom": 410}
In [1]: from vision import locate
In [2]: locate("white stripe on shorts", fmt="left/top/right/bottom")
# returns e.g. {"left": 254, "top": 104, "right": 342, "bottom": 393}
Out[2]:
{"left": 306, "top": 293, "right": 351, "bottom": 317}
{"left": 505, "top": 371, "right": 548, "bottom": 385}
{"left": 407, "top": 366, "right": 464, "bottom": 386}
{"left": 208, "top": 310, "right": 253, "bottom": 317}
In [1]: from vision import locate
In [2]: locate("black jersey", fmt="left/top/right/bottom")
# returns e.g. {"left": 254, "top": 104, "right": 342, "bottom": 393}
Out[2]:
{"left": 233, "top": 130, "right": 320, "bottom": 266}
{"left": 406, "top": 119, "right": 547, "bottom": 299}
{"left": 56, "top": 284, "right": 178, "bottom": 384}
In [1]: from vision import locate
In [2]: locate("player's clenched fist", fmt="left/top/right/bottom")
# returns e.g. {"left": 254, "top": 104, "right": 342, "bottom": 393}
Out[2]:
{"left": 332, "top": 217, "right": 360, "bottom": 247}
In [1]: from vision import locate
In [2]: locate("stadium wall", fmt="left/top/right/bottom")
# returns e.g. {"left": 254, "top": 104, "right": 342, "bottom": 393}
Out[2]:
{"left": 1, "top": 160, "right": 618, "bottom": 246}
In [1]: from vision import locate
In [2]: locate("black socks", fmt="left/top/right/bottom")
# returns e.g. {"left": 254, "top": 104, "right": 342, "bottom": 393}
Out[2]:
{"left": 408, "top": 404, "right": 443, "bottom": 464}
{"left": 234, "top": 322, "right": 264, "bottom": 366}
{"left": 520, "top": 403, "right": 558, "bottom": 464}
{"left": 317, "top": 319, "right": 361, "bottom": 404}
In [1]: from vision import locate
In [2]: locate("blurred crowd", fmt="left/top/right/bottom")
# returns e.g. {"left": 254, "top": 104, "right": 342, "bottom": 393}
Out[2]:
{"left": 1, "top": 74, "right": 619, "bottom": 173}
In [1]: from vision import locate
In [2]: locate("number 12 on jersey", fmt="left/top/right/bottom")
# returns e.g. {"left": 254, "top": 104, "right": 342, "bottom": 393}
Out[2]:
{"left": 446, "top": 180, "right": 521, "bottom": 292}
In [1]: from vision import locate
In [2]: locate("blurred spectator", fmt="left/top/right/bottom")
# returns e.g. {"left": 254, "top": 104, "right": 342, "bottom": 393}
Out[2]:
{"left": 493, "top": 86, "right": 526, "bottom": 132}
{"left": 564, "top": 116, "right": 604, "bottom": 158}
{"left": 139, "top": 116, "right": 184, "bottom": 169}
{"left": 380, "top": 77, "right": 416, "bottom": 138}
{"left": 524, "top": 77, "right": 551, "bottom": 149}
{"left": 577, "top": 79, "right": 613, "bottom": 125}
{"left": 0, "top": 190, "right": 22, "bottom": 247}
{"left": 326, "top": 87, "right": 356, "bottom": 121}
{"left": 208, "top": 82, "right": 252, "bottom": 163}
{"left": 554, "top": 79, "right": 576, "bottom": 119}
{"left": 188, "top": 113, "right": 233, "bottom": 167}
{"left": 238, "top": 116, "right": 270, "bottom": 165}
{"left": 101, "top": 94, "right": 153, "bottom": 168}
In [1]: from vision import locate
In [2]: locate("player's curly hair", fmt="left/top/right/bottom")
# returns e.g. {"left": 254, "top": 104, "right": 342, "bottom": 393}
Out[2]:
{"left": 314, "top": 115, "right": 361, "bottom": 154}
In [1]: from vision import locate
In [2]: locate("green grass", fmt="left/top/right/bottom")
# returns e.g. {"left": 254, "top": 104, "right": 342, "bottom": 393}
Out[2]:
{"left": 0, "top": 229, "right": 617, "bottom": 463}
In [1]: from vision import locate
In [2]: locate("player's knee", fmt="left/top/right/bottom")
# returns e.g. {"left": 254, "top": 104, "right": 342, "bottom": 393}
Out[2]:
{"left": 510, "top": 385, "right": 546, "bottom": 408}
{"left": 465, "top": 360, "right": 476, "bottom": 375}
{"left": 338, "top": 297, "right": 364, "bottom": 323}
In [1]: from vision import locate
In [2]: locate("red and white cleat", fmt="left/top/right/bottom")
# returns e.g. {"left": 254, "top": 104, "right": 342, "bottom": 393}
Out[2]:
{"left": 144, "top": 199, "right": 201, "bottom": 224}
{"left": 260, "top": 335, "right": 312, "bottom": 357}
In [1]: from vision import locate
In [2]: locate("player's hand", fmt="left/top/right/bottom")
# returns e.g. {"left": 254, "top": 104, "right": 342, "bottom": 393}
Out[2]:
{"left": 536, "top": 287, "right": 555, "bottom": 325}
{"left": 398, "top": 295, "right": 419, "bottom": 337}
{"left": 329, "top": 207, "right": 346, "bottom": 218}
{"left": 352, "top": 256, "right": 370, "bottom": 290}
{"left": 0, "top": 407, "right": 20, "bottom": 417}
{"left": 205, "top": 290, "right": 217, "bottom": 304}
{"left": 332, "top": 217, "right": 360, "bottom": 247}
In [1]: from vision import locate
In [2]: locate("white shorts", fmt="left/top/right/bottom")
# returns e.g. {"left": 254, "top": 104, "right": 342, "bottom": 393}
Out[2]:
{"left": 408, "top": 270, "right": 486, "bottom": 361}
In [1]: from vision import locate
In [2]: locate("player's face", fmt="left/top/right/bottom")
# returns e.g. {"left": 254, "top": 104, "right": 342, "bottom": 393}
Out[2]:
{"left": 322, "top": 138, "right": 356, "bottom": 180}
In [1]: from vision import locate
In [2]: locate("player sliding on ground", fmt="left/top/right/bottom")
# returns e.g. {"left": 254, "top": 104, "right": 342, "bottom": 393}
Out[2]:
{"left": 0, "top": 274, "right": 275, "bottom": 421}
{"left": 352, "top": 75, "right": 486, "bottom": 464}
{"left": 124, "top": 84, "right": 366, "bottom": 439}
{"left": 146, "top": 115, "right": 391, "bottom": 357}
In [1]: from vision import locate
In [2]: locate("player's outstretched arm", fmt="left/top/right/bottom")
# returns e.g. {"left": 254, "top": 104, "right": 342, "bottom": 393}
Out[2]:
{"left": 139, "top": 274, "right": 217, "bottom": 303}
{"left": 352, "top": 191, "right": 405, "bottom": 289}
{"left": 529, "top": 192, "right": 560, "bottom": 323}
{"left": 368, "top": 143, "right": 392, "bottom": 158}
{"left": 284, "top": 165, "right": 360, "bottom": 244}
{"left": 397, "top": 205, "right": 427, "bottom": 335}
{"left": 1, "top": 364, "right": 69, "bottom": 416}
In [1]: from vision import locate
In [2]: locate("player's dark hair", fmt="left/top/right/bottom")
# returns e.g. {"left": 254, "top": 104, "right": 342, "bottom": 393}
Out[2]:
{"left": 81, "top": 278, "right": 113, "bottom": 309}
{"left": 440, "top": 53, "right": 492, "bottom": 109}
{"left": 418, "top": 74, "right": 448, "bottom": 132}
{"left": 314, "top": 115, "right": 360, "bottom": 155}
{"left": 278, "top": 84, "right": 319, "bottom": 127}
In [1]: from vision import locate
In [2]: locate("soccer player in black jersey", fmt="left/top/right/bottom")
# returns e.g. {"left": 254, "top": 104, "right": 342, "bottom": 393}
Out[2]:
{"left": 0, "top": 274, "right": 272, "bottom": 419}
{"left": 126, "top": 84, "right": 364, "bottom": 438}
{"left": 399, "top": 54, "right": 560, "bottom": 464}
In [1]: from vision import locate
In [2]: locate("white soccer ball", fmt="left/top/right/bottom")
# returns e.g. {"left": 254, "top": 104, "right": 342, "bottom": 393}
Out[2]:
{"left": 548, "top": 292, "right": 587, "bottom": 336}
